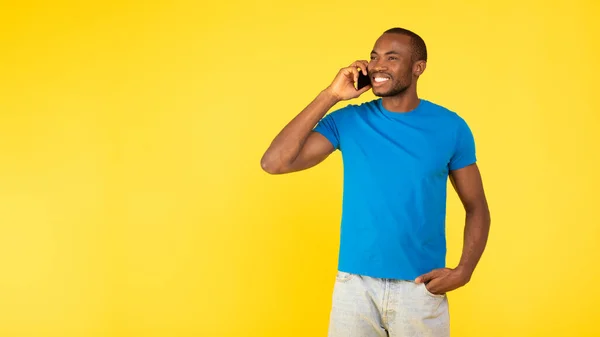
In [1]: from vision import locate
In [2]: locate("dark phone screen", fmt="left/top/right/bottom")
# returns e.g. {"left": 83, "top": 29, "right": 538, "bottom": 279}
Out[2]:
{"left": 357, "top": 72, "right": 371, "bottom": 90}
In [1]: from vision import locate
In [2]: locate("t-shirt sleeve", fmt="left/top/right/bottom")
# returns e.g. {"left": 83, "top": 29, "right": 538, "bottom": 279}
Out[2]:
{"left": 448, "top": 117, "right": 477, "bottom": 171}
{"left": 313, "top": 107, "right": 347, "bottom": 150}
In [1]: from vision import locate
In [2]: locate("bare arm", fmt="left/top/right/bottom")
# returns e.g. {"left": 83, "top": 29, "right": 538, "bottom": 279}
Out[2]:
{"left": 415, "top": 163, "right": 490, "bottom": 293}
{"left": 260, "top": 61, "right": 371, "bottom": 174}
{"left": 260, "top": 90, "right": 339, "bottom": 174}
{"left": 449, "top": 163, "right": 491, "bottom": 280}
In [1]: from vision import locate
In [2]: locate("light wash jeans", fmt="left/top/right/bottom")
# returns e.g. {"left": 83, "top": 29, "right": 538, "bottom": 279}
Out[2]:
{"left": 327, "top": 271, "right": 449, "bottom": 337}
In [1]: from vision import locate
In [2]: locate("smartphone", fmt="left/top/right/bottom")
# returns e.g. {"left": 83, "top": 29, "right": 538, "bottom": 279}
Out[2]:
{"left": 357, "top": 70, "right": 371, "bottom": 90}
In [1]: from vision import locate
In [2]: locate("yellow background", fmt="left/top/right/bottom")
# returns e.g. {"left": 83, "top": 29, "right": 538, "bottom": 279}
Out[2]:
{"left": 1, "top": 0, "right": 599, "bottom": 336}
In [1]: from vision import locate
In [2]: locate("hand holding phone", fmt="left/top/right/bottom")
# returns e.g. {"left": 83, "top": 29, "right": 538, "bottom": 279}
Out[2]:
{"left": 326, "top": 61, "right": 371, "bottom": 101}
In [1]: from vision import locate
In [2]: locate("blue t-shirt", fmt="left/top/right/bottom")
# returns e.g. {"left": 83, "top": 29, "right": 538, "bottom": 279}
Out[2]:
{"left": 313, "top": 98, "right": 476, "bottom": 280}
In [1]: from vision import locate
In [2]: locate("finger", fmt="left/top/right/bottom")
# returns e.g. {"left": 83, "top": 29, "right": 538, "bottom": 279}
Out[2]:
{"left": 351, "top": 61, "right": 368, "bottom": 76}
{"left": 356, "top": 83, "right": 371, "bottom": 95}
{"left": 426, "top": 278, "right": 443, "bottom": 294}
{"left": 349, "top": 66, "right": 359, "bottom": 84}
{"left": 415, "top": 268, "right": 443, "bottom": 283}
{"left": 339, "top": 66, "right": 357, "bottom": 85}
{"left": 415, "top": 272, "right": 433, "bottom": 284}
{"left": 359, "top": 61, "right": 369, "bottom": 75}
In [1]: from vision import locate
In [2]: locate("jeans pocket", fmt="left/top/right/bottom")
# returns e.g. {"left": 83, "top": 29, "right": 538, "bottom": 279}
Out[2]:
{"left": 335, "top": 271, "right": 355, "bottom": 283}
{"left": 422, "top": 283, "right": 446, "bottom": 298}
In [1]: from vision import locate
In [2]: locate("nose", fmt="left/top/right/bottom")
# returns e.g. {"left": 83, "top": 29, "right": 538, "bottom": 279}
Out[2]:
{"left": 369, "top": 59, "right": 388, "bottom": 73}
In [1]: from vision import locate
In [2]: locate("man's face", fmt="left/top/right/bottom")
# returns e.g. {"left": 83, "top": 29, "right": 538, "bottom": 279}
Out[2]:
{"left": 368, "top": 33, "right": 415, "bottom": 97}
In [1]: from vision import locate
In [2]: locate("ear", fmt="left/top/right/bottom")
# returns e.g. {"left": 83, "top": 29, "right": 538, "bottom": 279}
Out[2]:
{"left": 413, "top": 60, "right": 427, "bottom": 77}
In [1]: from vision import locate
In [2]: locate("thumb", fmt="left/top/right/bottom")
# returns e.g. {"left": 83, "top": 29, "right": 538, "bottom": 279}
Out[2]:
{"left": 415, "top": 270, "right": 437, "bottom": 284}
{"left": 356, "top": 83, "right": 372, "bottom": 95}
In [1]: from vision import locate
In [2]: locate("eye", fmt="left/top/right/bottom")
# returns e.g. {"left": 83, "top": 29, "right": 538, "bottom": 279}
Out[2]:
{"left": 388, "top": 56, "right": 398, "bottom": 61}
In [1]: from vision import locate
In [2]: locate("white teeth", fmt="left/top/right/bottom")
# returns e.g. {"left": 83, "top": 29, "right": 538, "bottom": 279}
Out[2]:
{"left": 374, "top": 77, "right": 389, "bottom": 83}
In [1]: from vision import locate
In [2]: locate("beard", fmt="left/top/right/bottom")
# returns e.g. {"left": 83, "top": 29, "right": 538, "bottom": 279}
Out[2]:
{"left": 373, "top": 77, "right": 412, "bottom": 97}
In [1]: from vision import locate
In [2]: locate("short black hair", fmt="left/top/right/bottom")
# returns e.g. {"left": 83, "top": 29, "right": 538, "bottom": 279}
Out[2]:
{"left": 384, "top": 27, "right": 427, "bottom": 62}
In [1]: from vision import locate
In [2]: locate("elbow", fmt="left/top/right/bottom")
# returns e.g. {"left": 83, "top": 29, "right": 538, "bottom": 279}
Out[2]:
{"left": 261, "top": 161, "right": 281, "bottom": 175}
{"left": 465, "top": 200, "right": 491, "bottom": 222}
{"left": 260, "top": 155, "right": 284, "bottom": 175}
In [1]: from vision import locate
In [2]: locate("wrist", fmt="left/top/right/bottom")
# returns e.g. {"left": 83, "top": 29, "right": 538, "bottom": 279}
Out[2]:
{"left": 322, "top": 87, "right": 342, "bottom": 103}
{"left": 454, "top": 265, "right": 473, "bottom": 282}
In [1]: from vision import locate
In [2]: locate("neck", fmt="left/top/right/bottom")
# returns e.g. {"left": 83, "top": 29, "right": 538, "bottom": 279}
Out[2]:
{"left": 381, "top": 87, "right": 420, "bottom": 113}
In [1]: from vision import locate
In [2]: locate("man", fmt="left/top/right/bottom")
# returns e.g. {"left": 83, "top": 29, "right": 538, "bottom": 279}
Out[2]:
{"left": 260, "top": 27, "right": 490, "bottom": 337}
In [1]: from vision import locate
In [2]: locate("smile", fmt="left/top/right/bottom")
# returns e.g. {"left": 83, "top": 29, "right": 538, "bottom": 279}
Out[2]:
{"left": 371, "top": 75, "right": 391, "bottom": 87}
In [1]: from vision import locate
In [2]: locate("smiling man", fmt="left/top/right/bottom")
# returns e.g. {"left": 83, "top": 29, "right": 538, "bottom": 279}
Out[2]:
{"left": 261, "top": 27, "right": 491, "bottom": 337}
